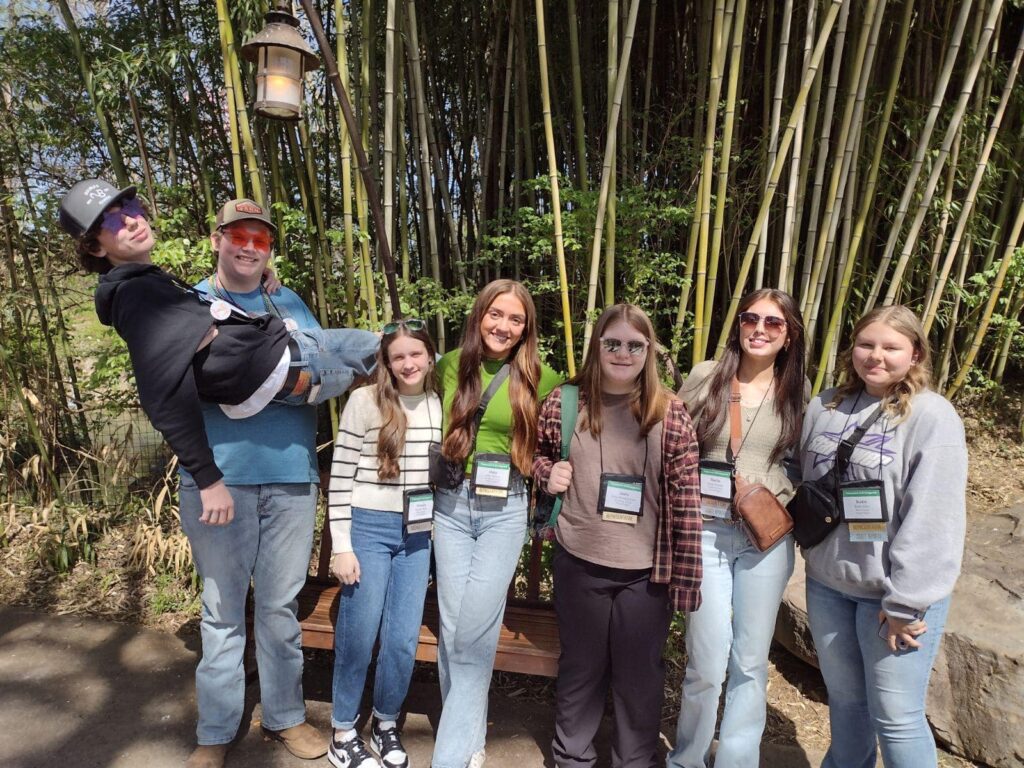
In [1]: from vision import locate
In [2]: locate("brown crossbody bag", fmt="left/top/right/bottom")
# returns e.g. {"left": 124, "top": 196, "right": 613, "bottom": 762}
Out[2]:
{"left": 728, "top": 378, "right": 794, "bottom": 551}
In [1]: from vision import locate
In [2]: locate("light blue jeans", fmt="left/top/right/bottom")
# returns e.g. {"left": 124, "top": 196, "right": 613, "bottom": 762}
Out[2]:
{"left": 806, "top": 577, "right": 950, "bottom": 768}
{"left": 430, "top": 481, "right": 529, "bottom": 768}
{"left": 669, "top": 519, "right": 795, "bottom": 768}
{"left": 331, "top": 508, "right": 432, "bottom": 730}
{"left": 178, "top": 477, "right": 316, "bottom": 745}
{"left": 276, "top": 327, "right": 379, "bottom": 406}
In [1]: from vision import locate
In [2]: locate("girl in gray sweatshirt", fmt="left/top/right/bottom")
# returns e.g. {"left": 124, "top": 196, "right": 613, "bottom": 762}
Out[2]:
{"left": 799, "top": 305, "right": 967, "bottom": 768}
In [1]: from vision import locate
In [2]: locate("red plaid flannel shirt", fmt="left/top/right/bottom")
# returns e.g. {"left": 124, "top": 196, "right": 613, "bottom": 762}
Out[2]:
{"left": 533, "top": 386, "right": 703, "bottom": 612}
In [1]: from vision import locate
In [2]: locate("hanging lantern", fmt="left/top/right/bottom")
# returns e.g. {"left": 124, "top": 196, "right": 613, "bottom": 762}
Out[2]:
{"left": 241, "top": 1, "right": 320, "bottom": 121}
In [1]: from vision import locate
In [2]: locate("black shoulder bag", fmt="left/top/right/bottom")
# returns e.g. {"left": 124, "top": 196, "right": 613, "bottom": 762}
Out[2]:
{"left": 428, "top": 364, "right": 511, "bottom": 490}
{"left": 788, "top": 404, "right": 885, "bottom": 548}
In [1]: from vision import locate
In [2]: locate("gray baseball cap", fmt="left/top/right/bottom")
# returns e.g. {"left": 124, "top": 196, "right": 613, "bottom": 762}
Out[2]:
{"left": 215, "top": 198, "right": 277, "bottom": 233}
{"left": 59, "top": 179, "right": 137, "bottom": 239}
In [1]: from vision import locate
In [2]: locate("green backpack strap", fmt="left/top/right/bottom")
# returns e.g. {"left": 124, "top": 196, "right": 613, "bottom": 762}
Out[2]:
{"left": 548, "top": 384, "right": 579, "bottom": 529}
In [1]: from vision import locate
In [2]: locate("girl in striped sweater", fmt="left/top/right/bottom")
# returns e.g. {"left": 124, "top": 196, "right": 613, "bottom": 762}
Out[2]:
{"left": 327, "top": 319, "right": 442, "bottom": 768}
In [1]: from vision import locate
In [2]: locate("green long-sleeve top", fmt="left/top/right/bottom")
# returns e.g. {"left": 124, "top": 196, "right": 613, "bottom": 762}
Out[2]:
{"left": 438, "top": 349, "right": 562, "bottom": 473}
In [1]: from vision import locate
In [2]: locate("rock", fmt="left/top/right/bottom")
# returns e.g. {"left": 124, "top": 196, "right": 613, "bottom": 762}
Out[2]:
{"left": 774, "top": 506, "right": 1024, "bottom": 767}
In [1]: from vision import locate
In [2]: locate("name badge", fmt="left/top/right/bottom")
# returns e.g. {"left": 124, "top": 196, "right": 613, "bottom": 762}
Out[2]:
{"left": 472, "top": 453, "right": 513, "bottom": 498}
{"left": 840, "top": 481, "right": 887, "bottom": 522}
{"left": 699, "top": 460, "right": 734, "bottom": 519}
{"left": 598, "top": 473, "right": 644, "bottom": 524}
{"left": 403, "top": 488, "right": 434, "bottom": 534}
{"left": 841, "top": 480, "right": 888, "bottom": 542}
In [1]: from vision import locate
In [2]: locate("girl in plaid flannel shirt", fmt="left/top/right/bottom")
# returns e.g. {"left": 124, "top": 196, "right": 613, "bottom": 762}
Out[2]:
{"left": 533, "top": 303, "right": 702, "bottom": 768}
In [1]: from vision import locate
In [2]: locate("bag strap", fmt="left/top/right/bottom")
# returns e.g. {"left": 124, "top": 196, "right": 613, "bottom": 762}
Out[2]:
{"left": 547, "top": 385, "right": 579, "bottom": 529}
{"left": 728, "top": 378, "right": 743, "bottom": 464}
{"left": 834, "top": 403, "right": 885, "bottom": 474}
{"left": 470, "top": 363, "right": 511, "bottom": 445}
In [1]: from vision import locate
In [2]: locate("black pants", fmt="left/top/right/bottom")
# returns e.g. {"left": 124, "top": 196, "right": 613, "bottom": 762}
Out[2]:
{"left": 551, "top": 546, "right": 672, "bottom": 768}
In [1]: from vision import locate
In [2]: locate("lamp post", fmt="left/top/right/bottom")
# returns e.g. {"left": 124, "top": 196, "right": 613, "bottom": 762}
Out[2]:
{"left": 241, "top": 0, "right": 320, "bottom": 121}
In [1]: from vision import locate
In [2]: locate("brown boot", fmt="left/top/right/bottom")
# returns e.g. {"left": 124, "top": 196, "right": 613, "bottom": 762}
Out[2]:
{"left": 184, "top": 744, "right": 228, "bottom": 768}
{"left": 261, "top": 722, "right": 329, "bottom": 759}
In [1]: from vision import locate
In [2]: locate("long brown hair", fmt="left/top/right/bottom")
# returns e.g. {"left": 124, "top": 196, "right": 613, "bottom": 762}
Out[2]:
{"left": 571, "top": 304, "right": 669, "bottom": 436}
{"left": 830, "top": 305, "right": 932, "bottom": 421}
{"left": 441, "top": 279, "right": 541, "bottom": 475}
{"left": 374, "top": 325, "right": 439, "bottom": 480}
{"left": 692, "top": 288, "right": 806, "bottom": 464}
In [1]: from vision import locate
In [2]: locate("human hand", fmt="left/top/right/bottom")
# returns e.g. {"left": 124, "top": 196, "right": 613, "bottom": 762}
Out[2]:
{"left": 331, "top": 552, "right": 361, "bottom": 585}
{"left": 547, "top": 461, "right": 573, "bottom": 495}
{"left": 261, "top": 267, "right": 282, "bottom": 294}
{"left": 879, "top": 609, "right": 927, "bottom": 652}
{"left": 199, "top": 481, "right": 234, "bottom": 525}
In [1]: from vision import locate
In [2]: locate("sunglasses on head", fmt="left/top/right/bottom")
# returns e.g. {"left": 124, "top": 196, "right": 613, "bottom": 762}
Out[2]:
{"left": 738, "top": 311, "right": 787, "bottom": 333}
{"left": 382, "top": 318, "right": 427, "bottom": 335}
{"left": 599, "top": 337, "right": 650, "bottom": 357}
{"left": 222, "top": 227, "right": 273, "bottom": 253}
{"left": 99, "top": 197, "right": 147, "bottom": 236}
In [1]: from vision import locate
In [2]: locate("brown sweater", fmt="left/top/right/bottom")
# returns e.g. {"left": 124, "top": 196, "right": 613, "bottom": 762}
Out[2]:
{"left": 554, "top": 392, "right": 664, "bottom": 569}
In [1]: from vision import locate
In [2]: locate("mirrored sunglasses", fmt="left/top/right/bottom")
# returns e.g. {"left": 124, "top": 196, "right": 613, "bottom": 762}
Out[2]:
{"left": 99, "top": 197, "right": 147, "bottom": 236}
{"left": 223, "top": 228, "right": 273, "bottom": 253}
{"left": 738, "top": 311, "right": 787, "bottom": 334}
{"left": 382, "top": 318, "right": 427, "bottom": 335}
{"left": 599, "top": 337, "right": 649, "bottom": 356}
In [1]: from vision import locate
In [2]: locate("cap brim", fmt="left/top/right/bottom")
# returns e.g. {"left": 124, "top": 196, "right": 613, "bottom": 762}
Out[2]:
{"left": 217, "top": 216, "right": 277, "bottom": 234}
{"left": 81, "top": 185, "right": 138, "bottom": 234}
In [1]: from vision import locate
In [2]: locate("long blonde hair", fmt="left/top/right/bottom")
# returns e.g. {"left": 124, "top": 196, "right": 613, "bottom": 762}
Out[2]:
{"left": 571, "top": 304, "right": 669, "bottom": 436}
{"left": 374, "top": 326, "right": 439, "bottom": 480}
{"left": 831, "top": 305, "right": 932, "bottom": 420}
{"left": 441, "top": 279, "right": 541, "bottom": 475}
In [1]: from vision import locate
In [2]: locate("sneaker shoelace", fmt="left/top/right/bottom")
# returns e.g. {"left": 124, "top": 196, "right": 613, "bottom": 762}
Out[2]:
{"left": 373, "top": 723, "right": 407, "bottom": 765}
{"left": 335, "top": 735, "right": 376, "bottom": 767}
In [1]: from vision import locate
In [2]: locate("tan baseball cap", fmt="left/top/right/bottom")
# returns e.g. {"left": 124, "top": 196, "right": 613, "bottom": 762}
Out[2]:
{"left": 216, "top": 198, "right": 277, "bottom": 232}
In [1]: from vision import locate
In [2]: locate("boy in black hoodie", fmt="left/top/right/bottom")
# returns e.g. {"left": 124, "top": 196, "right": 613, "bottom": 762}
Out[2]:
{"left": 59, "top": 178, "right": 378, "bottom": 522}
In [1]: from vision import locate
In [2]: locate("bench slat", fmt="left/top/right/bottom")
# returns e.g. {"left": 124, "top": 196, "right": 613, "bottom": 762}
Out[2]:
{"left": 295, "top": 580, "right": 560, "bottom": 678}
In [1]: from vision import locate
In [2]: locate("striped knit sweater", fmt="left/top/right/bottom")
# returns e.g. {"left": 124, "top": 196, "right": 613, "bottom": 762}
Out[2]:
{"left": 327, "top": 385, "right": 442, "bottom": 553}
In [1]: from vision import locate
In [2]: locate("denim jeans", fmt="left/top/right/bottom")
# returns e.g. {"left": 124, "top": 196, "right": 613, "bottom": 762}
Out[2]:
{"left": 806, "top": 577, "right": 950, "bottom": 768}
{"left": 277, "top": 327, "right": 379, "bottom": 406}
{"left": 669, "top": 519, "right": 795, "bottom": 768}
{"left": 430, "top": 481, "right": 529, "bottom": 768}
{"left": 178, "top": 476, "right": 316, "bottom": 745}
{"left": 331, "top": 507, "right": 432, "bottom": 730}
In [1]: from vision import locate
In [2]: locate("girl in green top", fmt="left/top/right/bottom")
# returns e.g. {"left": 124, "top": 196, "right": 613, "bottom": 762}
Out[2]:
{"left": 430, "top": 279, "right": 560, "bottom": 768}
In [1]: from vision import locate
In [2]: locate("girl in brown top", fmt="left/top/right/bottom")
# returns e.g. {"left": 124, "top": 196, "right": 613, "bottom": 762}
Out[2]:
{"left": 534, "top": 304, "right": 702, "bottom": 768}
{"left": 668, "top": 288, "right": 806, "bottom": 768}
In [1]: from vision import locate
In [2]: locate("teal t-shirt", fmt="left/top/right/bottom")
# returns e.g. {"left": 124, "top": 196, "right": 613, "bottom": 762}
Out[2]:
{"left": 438, "top": 349, "right": 562, "bottom": 472}
{"left": 179, "top": 280, "right": 320, "bottom": 486}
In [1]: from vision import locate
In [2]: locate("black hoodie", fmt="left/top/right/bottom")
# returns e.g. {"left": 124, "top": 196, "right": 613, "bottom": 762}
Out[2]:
{"left": 95, "top": 263, "right": 289, "bottom": 488}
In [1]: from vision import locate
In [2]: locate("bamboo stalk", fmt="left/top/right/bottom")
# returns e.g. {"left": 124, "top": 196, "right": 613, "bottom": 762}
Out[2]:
{"left": 812, "top": 0, "right": 914, "bottom": 393}
{"left": 693, "top": 0, "right": 728, "bottom": 361}
{"left": 605, "top": 0, "right": 619, "bottom": 307}
{"left": 639, "top": 0, "right": 658, "bottom": 167}
{"left": 863, "top": 0, "right": 974, "bottom": 311}
{"left": 299, "top": 0, "right": 402, "bottom": 317}
{"left": 946, "top": 196, "right": 1024, "bottom": 398}
{"left": 383, "top": 0, "right": 398, "bottom": 259}
{"left": 923, "top": 21, "right": 1024, "bottom": 332}
{"left": 758, "top": 0, "right": 792, "bottom": 288}
{"left": 567, "top": 0, "right": 589, "bottom": 190}
{"left": 335, "top": 0, "right": 357, "bottom": 324}
{"left": 215, "top": 0, "right": 245, "bottom": 196}
{"left": 713, "top": 0, "right": 846, "bottom": 357}
{"left": 883, "top": 0, "right": 1004, "bottom": 305}
{"left": 56, "top": 0, "right": 129, "bottom": 187}
{"left": 581, "top": 0, "right": 642, "bottom": 358}
{"left": 534, "top": 0, "right": 576, "bottom": 376}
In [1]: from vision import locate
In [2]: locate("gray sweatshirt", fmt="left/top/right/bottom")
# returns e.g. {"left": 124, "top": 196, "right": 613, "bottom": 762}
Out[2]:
{"left": 799, "top": 387, "right": 967, "bottom": 621}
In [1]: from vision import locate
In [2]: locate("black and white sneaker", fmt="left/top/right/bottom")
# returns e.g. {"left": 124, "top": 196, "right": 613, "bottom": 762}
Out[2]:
{"left": 371, "top": 718, "right": 410, "bottom": 768}
{"left": 328, "top": 732, "right": 381, "bottom": 768}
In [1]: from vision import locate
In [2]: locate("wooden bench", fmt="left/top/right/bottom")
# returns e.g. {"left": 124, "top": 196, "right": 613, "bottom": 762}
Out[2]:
{"left": 295, "top": 492, "right": 560, "bottom": 678}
